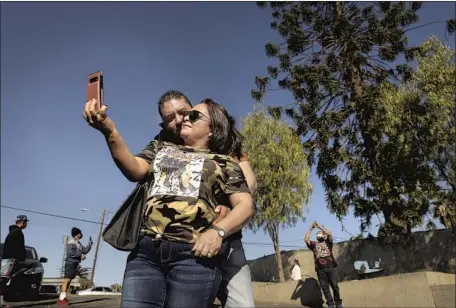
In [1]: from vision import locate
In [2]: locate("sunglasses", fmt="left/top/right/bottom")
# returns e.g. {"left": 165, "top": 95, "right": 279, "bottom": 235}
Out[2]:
{"left": 183, "top": 110, "right": 210, "bottom": 123}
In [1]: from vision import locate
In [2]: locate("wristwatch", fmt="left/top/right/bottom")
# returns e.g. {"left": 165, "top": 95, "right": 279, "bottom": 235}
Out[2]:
{"left": 211, "top": 226, "right": 227, "bottom": 239}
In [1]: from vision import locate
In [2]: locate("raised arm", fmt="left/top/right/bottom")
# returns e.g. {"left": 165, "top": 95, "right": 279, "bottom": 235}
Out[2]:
{"left": 304, "top": 222, "right": 316, "bottom": 247}
{"left": 81, "top": 242, "right": 92, "bottom": 255}
{"left": 83, "top": 99, "right": 150, "bottom": 182}
{"left": 316, "top": 222, "right": 333, "bottom": 242}
{"left": 105, "top": 129, "right": 151, "bottom": 182}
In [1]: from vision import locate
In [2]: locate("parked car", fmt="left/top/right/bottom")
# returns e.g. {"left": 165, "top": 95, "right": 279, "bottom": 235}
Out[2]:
{"left": 76, "top": 286, "right": 121, "bottom": 296}
{"left": 40, "top": 285, "right": 58, "bottom": 294}
{"left": 0, "top": 243, "right": 48, "bottom": 299}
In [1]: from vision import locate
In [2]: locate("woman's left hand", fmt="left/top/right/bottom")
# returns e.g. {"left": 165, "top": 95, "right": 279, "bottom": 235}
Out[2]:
{"left": 192, "top": 229, "right": 222, "bottom": 258}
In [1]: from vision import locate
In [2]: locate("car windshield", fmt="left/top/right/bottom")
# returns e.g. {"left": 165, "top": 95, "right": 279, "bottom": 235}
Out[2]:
{"left": 25, "top": 247, "right": 37, "bottom": 260}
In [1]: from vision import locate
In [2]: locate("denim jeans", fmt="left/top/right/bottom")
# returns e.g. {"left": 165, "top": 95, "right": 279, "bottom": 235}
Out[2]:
{"left": 217, "top": 239, "right": 255, "bottom": 307}
{"left": 121, "top": 235, "right": 227, "bottom": 308}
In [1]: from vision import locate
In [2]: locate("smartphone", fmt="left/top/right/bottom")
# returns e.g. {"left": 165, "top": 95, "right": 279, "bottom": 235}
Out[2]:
{"left": 87, "top": 71, "right": 104, "bottom": 108}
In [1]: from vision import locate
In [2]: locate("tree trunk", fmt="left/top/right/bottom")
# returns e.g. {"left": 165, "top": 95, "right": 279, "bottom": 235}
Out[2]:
{"left": 269, "top": 224, "right": 285, "bottom": 282}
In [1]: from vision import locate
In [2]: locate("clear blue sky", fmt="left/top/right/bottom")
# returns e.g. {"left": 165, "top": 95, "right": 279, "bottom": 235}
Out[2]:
{"left": 1, "top": 2, "right": 454, "bottom": 287}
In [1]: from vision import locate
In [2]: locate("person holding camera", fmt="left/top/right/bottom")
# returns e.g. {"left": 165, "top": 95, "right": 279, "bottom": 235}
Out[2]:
{"left": 57, "top": 227, "right": 93, "bottom": 307}
{"left": 304, "top": 221, "right": 343, "bottom": 308}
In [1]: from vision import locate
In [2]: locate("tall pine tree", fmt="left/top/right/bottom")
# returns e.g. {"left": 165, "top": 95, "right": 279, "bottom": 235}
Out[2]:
{"left": 252, "top": 2, "right": 435, "bottom": 236}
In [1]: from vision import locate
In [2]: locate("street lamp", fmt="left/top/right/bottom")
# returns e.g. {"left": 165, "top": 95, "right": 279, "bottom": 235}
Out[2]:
{"left": 80, "top": 208, "right": 107, "bottom": 288}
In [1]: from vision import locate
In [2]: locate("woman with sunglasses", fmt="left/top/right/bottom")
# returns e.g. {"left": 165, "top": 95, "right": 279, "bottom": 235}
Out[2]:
{"left": 84, "top": 98, "right": 254, "bottom": 308}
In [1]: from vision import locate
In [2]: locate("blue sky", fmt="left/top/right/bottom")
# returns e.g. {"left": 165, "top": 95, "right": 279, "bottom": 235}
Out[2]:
{"left": 1, "top": 2, "right": 454, "bottom": 287}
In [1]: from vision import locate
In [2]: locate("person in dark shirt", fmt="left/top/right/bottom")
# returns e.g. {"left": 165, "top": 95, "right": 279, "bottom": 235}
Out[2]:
{"left": 1, "top": 215, "right": 29, "bottom": 308}
{"left": 2, "top": 215, "right": 28, "bottom": 261}
{"left": 305, "top": 221, "right": 343, "bottom": 308}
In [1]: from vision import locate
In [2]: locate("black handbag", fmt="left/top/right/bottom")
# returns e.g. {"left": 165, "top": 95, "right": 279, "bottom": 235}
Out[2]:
{"left": 102, "top": 182, "right": 149, "bottom": 251}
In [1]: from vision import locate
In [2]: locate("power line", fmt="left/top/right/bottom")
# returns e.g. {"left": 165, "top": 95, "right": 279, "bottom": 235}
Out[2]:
{"left": 1, "top": 205, "right": 106, "bottom": 226}
{"left": 242, "top": 242, "right": 306, "bottom": 248}
{"left": 0, "top": 204, "right": 325, "bottom": 248}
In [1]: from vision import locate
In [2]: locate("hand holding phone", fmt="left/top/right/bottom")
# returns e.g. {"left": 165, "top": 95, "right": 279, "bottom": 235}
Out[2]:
{"left": 83, "top": 71, "right": 115, "bottom": 134}
{"left": 87, "top": 71, "right": 103, "bottom": 108}
{"left": 89, "top": 236, "right": 93, "bottom": 245}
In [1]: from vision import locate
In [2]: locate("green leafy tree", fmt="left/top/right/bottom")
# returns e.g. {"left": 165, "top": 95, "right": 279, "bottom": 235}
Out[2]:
{"left": 378, "top": 36, "right": 455, "bottom": 231}
{"left": 433, "top": 192, "right": 456, "bottom": 230}
{"left": 252, "top": 2, "right": 451, "bottom": 235}
{"left": 242, "top": 108, "right": 312, "bottom": 282}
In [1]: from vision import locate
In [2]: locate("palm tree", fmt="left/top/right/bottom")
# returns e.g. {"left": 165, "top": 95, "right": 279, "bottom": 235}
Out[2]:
{"left": 75, "top": 266, "right": 92, "bottom": 289}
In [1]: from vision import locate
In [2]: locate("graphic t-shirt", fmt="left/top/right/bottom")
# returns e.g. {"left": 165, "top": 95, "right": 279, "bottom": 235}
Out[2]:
{"left": 307, "top": 239, "right": 338, "bottom": 271}
{"left": 149, "top": 133, "right": 250, "bottom": 241}
{"left": 136, "top": 141, "right": 250, "bottom": 243}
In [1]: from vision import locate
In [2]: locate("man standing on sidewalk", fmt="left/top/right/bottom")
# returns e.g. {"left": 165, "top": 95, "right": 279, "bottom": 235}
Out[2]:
{"left": 304, "top": 221, "right": 343, "bottom": 308}
{"left": 2, "top": 215, "right": 29, "bottom": 262}
{"left": 57, "top": 227, "right": 93, "bottom": 307}
{"left": 1, "top": 215, "right": 29, "bottom": 308}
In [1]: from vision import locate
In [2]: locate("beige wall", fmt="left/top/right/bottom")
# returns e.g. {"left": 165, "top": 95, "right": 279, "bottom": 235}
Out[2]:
{"left": 248, "top": 229, "right": 456, "bottom": 282}
{"left": 253, "top": 271, "right": 455, "bottom": 307}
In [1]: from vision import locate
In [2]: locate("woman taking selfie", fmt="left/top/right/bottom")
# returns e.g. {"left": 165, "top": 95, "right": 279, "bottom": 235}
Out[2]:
{"left": 83, "top": 98, "right": 254, "bottom": 308}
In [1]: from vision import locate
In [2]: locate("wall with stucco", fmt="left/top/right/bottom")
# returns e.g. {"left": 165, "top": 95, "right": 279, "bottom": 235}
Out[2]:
{"left": 252, "top": 271, "right": 455, "bottom": 307}
{"left": 248, "top": 228, "right": 455, "bottom": 282}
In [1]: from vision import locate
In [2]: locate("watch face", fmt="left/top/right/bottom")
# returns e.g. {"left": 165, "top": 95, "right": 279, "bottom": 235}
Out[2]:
{"left": 212, "top": 227, "right": 225, "bottom": 238}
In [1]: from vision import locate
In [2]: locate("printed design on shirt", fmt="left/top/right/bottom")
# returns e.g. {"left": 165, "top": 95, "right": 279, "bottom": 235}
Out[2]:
{"left": 149, "top": 146, "right": 205, "bottom": 198}
{"left": 314, "top": 241, "right": 332, "bottom": 265}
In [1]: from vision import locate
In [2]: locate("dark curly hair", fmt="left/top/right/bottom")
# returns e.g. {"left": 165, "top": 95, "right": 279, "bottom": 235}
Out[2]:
{"left": 201, "top": 98, "right": 243, "bottom": 158}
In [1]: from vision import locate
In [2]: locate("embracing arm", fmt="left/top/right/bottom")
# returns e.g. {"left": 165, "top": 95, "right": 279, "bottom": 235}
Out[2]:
{"left": 239, "top": 161, "right": 257, "bottom": 195}
{"left": 192, "top": 159, "right": 253, "bottom": 258}
{"left": 213, "top": 192, "right": 254, "bottom": 236}
{"left": 214, "top": 155, "right": 256, "bottom": 221}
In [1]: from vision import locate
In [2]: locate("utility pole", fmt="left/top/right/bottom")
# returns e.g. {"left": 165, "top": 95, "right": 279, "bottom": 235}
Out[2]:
{"left": 61, "top": 235, "right": 69, "bottom": 277}
{"left": 89, "top": 208, "right": 106, "bottom": 288}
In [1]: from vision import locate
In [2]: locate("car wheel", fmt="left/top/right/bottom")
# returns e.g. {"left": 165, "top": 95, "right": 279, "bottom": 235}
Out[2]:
{"left": 24, "top": 287, "right": 40, "bottom": 300}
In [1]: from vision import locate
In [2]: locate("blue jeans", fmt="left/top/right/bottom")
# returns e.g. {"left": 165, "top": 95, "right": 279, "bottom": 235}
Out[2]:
{"left": 217, "top": 239, "right": 255, "bottom": 307}
{"left": 121, "top": 235, "right": 227, "bottom": 308}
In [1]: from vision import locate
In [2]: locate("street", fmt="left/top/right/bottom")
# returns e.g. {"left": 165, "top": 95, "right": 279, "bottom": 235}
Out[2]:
{"left": 7, "top": 295, "right": 120, "bottom": 308}
{"left": 6, "top": 295, "right": 295, "bottom": 308}
{"left": 7, "top": 284, "right": 454, "bottom": 308}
